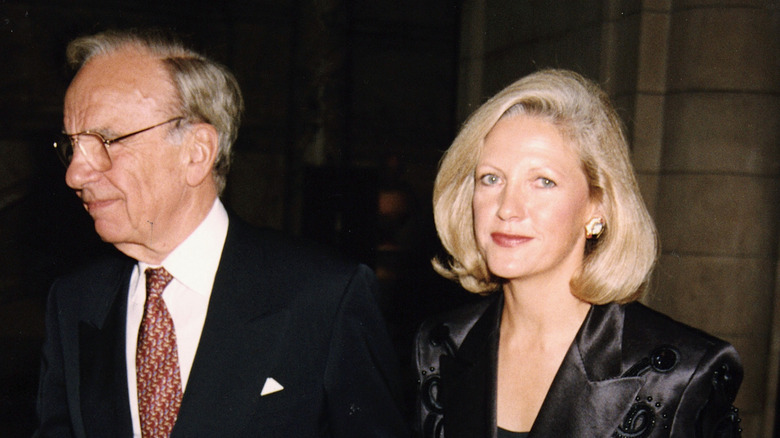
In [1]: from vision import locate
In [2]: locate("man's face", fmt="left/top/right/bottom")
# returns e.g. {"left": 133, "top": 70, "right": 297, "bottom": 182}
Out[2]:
{"left": 63, "top": 46, "right": 190, "bottom": 258}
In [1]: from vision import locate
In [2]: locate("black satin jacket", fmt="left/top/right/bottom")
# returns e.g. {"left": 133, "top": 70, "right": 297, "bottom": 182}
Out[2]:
{"left": 414, "top": 294, "right": 742, "bottom": 438}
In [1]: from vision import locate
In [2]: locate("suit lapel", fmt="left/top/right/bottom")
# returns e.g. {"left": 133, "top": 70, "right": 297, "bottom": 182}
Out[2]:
{"left": 173, "top": 219, "right": 290, "bottom": 436}
{"left": 436, "top": 296, "right": 647, "bottom": 436}
{"left": 77, "top": 258, "right": 134, "bottom": 437}
{"left": 441, "top": 294, "right": 502, "bottom": 438}
{"left": 530, "top": 304, "right": 642, "bottom": 436}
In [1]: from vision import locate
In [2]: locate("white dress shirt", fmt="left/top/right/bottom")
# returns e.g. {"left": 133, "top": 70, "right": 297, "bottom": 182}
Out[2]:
{"left": 125, "top": 198, "right": 229, "bottom": 438}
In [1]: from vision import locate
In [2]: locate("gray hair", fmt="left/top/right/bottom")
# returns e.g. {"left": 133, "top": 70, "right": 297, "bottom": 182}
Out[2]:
{"left": 67, "top": 29, "right": 244, "bottom": 194}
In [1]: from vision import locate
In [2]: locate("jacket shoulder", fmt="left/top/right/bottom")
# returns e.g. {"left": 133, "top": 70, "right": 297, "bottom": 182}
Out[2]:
{"left": 621, "top": 302, "right": 736, "bottom": 357}
{"left": 415, "top": 294, "right": 498, "bottom": 359}
{"left": 49, "top": 253, "right": 133, "bottom": 321}
{"left": 228, "top": 217, "right": 361, "bottom": 279}
{"left": 220, "top": 217, "right": 373, "bottom": 316}
{"left": 619, "top": 301, "right": 741, "bottom": 386}
{"left": 618, "top": 302, "right": 743, "bottom": 436}
{"left": 413, "top": 294, "right": 498, "bottom": 437}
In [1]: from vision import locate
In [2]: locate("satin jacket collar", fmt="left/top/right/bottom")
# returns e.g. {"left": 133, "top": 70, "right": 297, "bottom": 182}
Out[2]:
{"left": 440, "top": 294, "right": 644, "bottom": 438}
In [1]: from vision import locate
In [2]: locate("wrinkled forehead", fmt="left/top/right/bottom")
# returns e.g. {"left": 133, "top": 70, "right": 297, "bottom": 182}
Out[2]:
{"left": 63, "top": 47, "right": 177, "bottom": 130}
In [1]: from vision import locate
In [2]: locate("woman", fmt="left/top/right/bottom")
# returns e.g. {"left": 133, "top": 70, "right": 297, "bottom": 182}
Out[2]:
{"left": 414, "top": 69, "right": 742, "bottom": 438}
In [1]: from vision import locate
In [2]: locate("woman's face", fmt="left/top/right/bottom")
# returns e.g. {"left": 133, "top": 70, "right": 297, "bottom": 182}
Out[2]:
{"left": 472, "top": 115, "right": 597, "bottom": 284}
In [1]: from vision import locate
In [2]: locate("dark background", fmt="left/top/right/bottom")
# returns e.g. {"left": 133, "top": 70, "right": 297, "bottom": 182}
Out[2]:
{"left": 1, "top": 1, "right": 471, "bottom": 435}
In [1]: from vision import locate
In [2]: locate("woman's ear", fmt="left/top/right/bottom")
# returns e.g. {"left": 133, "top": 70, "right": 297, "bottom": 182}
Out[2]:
{"left": 585, "top": 196, "right": 607, "bottom": 239}
{"left": 184, "top": 123, "right": 219, "bottom": 187}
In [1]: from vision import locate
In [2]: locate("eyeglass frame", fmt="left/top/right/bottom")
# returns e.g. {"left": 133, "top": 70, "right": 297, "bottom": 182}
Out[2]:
{"left": 53, "top": 116, "right": 185, "bottom": 169}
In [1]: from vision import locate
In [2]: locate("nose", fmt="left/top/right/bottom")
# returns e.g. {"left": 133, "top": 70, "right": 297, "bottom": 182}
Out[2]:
{"left": 64, "top": 147, "right": 101, "bottom": 190}
{"left": 497, "top": 184, "right": 526, "bottom": 221}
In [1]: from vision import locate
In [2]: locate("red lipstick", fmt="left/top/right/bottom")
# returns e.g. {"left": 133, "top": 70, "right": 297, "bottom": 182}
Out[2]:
{"left": 491, "top": 233, "right": 531, "bottom": 247}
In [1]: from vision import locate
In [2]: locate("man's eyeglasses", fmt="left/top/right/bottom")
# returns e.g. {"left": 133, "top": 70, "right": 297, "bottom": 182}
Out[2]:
{"left": 53, "top": 117, "right": 184, "bottom": 170}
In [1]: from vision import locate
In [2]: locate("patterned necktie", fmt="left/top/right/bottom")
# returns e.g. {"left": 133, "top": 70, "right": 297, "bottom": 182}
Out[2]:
{"left": 136, "top": 267, "right": 182, "bottom": 438}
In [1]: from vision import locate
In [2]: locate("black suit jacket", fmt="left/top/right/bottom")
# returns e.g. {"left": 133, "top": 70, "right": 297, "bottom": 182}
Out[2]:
{"left": 36, "top": 215, "right": 409, "bottom": 437}
{"left": 414, "top": 293, "right": 742, "bottom": 437}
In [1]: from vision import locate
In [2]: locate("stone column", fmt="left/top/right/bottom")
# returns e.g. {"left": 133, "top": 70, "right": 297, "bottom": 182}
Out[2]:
{"left": 645, "top": 2, "right": 780, "bottom": 436}
{"left": 456, "top": 0, "right": 487, "bottom": 123}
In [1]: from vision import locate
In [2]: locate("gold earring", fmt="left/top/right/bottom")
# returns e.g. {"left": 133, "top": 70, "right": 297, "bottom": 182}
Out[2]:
{"left": 585, "top": 217, "right": 605, "bottom": 239}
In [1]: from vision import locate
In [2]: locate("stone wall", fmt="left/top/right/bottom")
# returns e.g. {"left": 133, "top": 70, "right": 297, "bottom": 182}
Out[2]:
{"left": 459, "top": 0, "right": 779, "bottom": 436}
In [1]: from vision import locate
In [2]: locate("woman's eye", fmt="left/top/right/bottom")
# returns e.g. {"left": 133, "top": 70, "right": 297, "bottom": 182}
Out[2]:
{"left": 538, "top": 177, "right": 556, "bottom": 188}
{"left": 479, "top": 174, "right": 500, "bottom": 185}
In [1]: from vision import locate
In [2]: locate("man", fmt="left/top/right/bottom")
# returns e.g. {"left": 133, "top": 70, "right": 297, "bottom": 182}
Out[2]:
{"left": 36, "top": 29, "right": 408, "bottom": 437}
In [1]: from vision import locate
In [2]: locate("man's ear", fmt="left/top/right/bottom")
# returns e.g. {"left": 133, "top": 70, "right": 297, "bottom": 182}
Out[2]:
{"left": 184, "top": 123, "right": 219, "bottom": 187}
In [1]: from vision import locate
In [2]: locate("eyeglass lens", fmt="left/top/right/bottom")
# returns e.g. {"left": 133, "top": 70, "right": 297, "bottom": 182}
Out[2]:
{"left": 54, "top": 133, "right": 111, "bottom": 169}
{"left": 53, "top": 118, "right": 183, "bottom": 169}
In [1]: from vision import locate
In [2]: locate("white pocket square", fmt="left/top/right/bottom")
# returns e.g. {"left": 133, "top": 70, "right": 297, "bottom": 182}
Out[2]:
{"left": 261, "top": 377, "right": 284, "bottom": 396}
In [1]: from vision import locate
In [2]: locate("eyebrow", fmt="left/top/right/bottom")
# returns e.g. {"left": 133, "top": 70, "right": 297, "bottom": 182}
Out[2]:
{"left": 62, "top": 124, "right": 113, "bottom": 134}
{"left": 63, "top": 124, "right": 128, "bottom": 140}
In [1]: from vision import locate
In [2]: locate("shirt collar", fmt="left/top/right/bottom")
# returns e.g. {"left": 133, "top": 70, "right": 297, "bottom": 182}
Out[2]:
{"left": 139, "top": 198, "right": 229, "bottom": 297}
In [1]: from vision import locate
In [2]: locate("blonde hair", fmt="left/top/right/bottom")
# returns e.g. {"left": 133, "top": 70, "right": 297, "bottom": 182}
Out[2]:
{"left": 66, "top": 29, "right": 244, "bottom": 194}
{"left": 433, "top": 69, "right": 657, "bottom": 304}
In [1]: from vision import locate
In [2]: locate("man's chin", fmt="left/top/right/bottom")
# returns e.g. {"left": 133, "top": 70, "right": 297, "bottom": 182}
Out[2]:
{"left": 92, "top": 220, "right": 128, "bottom": 245}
